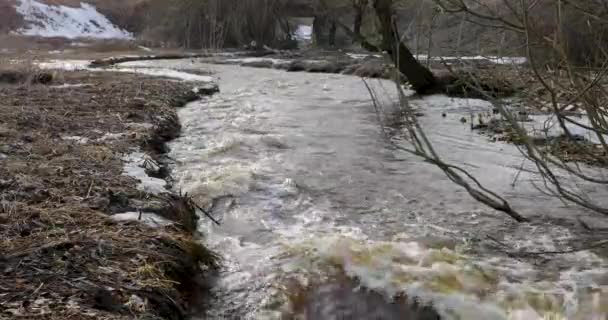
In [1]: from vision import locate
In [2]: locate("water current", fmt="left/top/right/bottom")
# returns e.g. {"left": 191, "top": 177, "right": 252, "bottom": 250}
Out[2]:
{"left": 117, "top": 60, "right": 608, "bottom": 320}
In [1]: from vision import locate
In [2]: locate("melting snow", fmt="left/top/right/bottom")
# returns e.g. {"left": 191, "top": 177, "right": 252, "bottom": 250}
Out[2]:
{"left": 122, "top": 152, "right": 167, "bottom": 195}
{"left": 294, "top": 25, "right": 312, "bottom": 41}
{"left": 50, "top": 83, "right": 93, "bottom": 89}
{"left": 37, "top": 59, "right": 215, "bottom": 83}
{"left": 38, "top": 60, "right": 90, "bottom": 71}
{"left": 346, "top": 53, "right": 383, "bottom": 60}
{"left": 527, "top": 114, "right": 608, "bottom": 144}
{"left": 99, "top": 132, "right": 127, "bottom": 141}
{"left": 415, "top": 54, "right": 527, "bottom": 65}
{"left": 14, "top": 0, "right": 133, "bottom": 39}
{"left": 62, "top": 135, "right": 89, "bottom": 144}
{"left": 111, "top": 212, "right": 172, "bottom": 228}
{"left": 138, "top": 45, "right": 153, "bottom": 52}
{"left": 111, "top": 67, "right": 214, "bottom": 82}
{"left": 225, "top": 57, "right": 291, "bottom": 67}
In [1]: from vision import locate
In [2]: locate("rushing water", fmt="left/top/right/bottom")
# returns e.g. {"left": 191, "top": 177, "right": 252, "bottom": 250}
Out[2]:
{"left": 116, "top": 60, "right": 608, "bottom": 320}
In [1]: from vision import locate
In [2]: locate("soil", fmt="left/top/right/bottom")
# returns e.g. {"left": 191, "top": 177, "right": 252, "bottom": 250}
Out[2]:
{"left": 0, "top": 69, "right": 219, "bottom": 319}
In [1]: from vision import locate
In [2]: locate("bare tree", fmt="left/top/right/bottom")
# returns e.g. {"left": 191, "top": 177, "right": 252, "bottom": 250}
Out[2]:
{"left": 142, "top": 0, "right": 290, "bottom": 49}
{"left": 352, "top": 0, "right": 369, "bottom": 41}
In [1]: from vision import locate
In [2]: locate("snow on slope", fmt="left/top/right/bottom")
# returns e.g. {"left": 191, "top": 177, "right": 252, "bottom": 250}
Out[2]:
{"left": 14, "top": 0, "right": 133, "bottom": 39}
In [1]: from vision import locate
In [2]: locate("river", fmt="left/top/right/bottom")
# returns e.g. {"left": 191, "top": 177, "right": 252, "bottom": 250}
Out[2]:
{"left": 116, "top": 60, "right": 608, "bottom": 320}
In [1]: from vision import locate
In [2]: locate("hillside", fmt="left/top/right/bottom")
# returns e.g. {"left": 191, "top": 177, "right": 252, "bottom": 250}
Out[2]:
{"left": 1, "top": 0, "right": 139, "bottom": 39}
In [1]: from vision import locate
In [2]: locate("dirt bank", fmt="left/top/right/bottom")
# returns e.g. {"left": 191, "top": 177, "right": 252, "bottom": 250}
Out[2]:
{"left": 0, "top": 68, "right": 219, "bottom": 319}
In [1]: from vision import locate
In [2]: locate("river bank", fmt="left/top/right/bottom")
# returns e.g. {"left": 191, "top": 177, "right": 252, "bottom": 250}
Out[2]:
{"left": 0, "top": 66, "right": 219, "bottom": 319}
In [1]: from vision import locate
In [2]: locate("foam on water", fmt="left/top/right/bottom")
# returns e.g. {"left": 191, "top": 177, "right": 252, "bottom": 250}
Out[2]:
{"left": 209, "top": 213, "right": 605, "bottom": 320}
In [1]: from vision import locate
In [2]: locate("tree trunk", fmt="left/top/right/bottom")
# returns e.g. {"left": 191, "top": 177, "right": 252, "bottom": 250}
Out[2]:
{"left": 328, "top": 20, "right": 337, "bottom": 46}
{"left": 313, "top": 15, "right": 328, "bottom": 47}
{"left": 353, "top": 0, "right": 366, "bottom": 42}
{"left": 373, "top": 0, "right": 436, "bottom": 94}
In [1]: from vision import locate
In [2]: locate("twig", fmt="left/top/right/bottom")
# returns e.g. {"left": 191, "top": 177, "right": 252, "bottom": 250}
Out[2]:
{"left": 577, "top": 217, "right": 593, "bottom": 231}
{"left": 31, "top": 282, "right": 44, "bottom": 297}
{"left": 511, "top": 159, "right": 526, "bottom": 187}
{"left": 191, "top": 201, "right": 221, "bottom": 225}
{"left": 85, "top": 179, "right": 95, "bottom": 199}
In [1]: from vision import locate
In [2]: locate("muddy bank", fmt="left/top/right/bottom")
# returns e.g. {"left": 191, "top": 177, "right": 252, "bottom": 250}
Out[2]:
{"left": 196, "top": 50, "right": 522, "bottom": 99}
{"left": 89, "top": 53, "right": 215, "bottom": 68}
{"left": 0, "top": 69, "right": 219, "bottom": 319}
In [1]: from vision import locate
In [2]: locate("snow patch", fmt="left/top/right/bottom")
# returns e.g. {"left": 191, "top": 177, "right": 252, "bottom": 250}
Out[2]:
{"left": 122, "top": 152, "right": 167, "bottom": 195}
{"left": 38, "top": 60, "right": 90, "bottom": 71}
{"left": 51, "top": 83, "right": 93, "bottom": 89}
{"left": 14, "top": 0, "right": 133, "bottom": 39}
{"left": 138, "top": 45, "right": 153, "bottom": 52}
{"left": 110, "top": 64, "right": 214, "bottom": 82}
{"left": 294, "top": 25, "right": 312, "bottom": 41}
{"left": 38, "top": 59, "right": 215, "bottom": 83}
{"left": 111, "top": 212, "right": 173, "bottom": 228}
{"left": 62, "top": 135, "right": 89, "bottom": 144}
{"left": 346, "top": 53, "right": 383, "bottom": 60}
{"left": 99, "top": 132, "right": 127, "bottom": 141}
{"left": 527, "top": 114, "right": 608, "bottom": 144}
{"left": 225, "top": 57, "right": 291, "bottom": 67}
{"left": 415, "top": 54, "right": 527, "bottom": 65}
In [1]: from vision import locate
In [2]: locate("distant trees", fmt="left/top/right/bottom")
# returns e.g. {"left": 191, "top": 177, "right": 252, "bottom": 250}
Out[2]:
{"left": 141, "top": 0, "right": 291, "bottom": 49}
{"left": 352, "top": 0, "right": 369, "bottom": 41}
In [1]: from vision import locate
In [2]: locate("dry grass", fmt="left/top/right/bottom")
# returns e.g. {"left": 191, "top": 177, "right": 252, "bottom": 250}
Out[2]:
{"left": 0, "top": 35, "right": 74, "bottom": 54}
{"left": 0, "top": 69, "right": 218, "bottom": 319}
{"left": 0, "top": 58, "right": 55, "bottom": 85}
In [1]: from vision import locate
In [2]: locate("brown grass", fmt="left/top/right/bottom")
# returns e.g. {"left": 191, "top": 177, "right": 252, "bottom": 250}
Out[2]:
{"left": 0, "top": 69, "right": 218, "bottom": 319}
{"left": 0, "top": 58, "right": 55, "bottom": 85}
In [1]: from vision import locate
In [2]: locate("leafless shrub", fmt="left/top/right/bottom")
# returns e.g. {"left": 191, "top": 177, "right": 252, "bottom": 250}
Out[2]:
{"left": 424, "top": 0, "right": 608, "bottom": 218}
{"left": 0, "top": 196, "right": 17, "bottom": 216}
{"left": 0, "top": 58, "right": 54, "bottom": 86}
